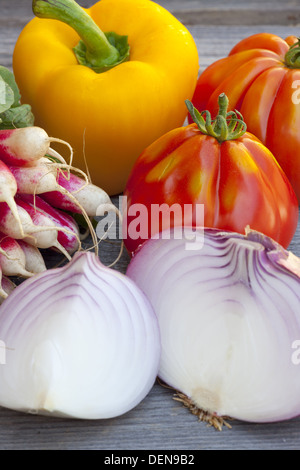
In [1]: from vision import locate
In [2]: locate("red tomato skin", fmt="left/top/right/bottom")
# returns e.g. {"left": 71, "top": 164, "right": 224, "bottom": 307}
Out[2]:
{"left": 228, "top": 32, "right": 290, "bottom": 57}
{"left": 189, "top": 33, "right": 300, "bottom": 202}
{"left": 123, "top": 124, "right": 298, "bottom": 255}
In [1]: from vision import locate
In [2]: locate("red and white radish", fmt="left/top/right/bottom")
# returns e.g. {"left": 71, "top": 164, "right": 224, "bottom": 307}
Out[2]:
{"left": 8, "top": 161, "right": 100, "bottom": 251}
{"left": 18, "top": 195, "right": 80, "bottom": 255}
{"left": 0, "top": 123, "right": 128, "bottom": 296}
{"left": 17, "top": 240, "right": 47, "bottom": 274}
{"left": 14, "top": 196, "right": 72, "bottom": 259}
{"left": 0, "top": 127, "right": 72, "bottom": 166}
{"left": 0, "top": 160, "right": 25, "bottom": 237}
{"left": 0, "top": 201, "right": 34, "bottom": 239}
{"left": 0, "top": 201, "right": 62, "bottom": 251}
{"left": 0, "top": 233, "right": 35, "bottom": 278}
{"left": 41, "top": 170, "right": 113, "bottom": 216}
{"left": 8, "top": 159, "right": 60, "bottom": 195}
{"left": 7, "top": 157, "right": 89, "bottom": 195}
{"left": 0, "top": 275, "right": 15, "bottom": 304}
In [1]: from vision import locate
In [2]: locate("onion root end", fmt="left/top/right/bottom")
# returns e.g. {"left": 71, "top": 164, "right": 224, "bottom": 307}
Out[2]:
{"left": 173, "top": 392, "right": 233, "bottom": 431}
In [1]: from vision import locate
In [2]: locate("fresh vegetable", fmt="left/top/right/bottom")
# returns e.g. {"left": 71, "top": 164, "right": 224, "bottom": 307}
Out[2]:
{"left": 16, "top": 239, "right": 47, "bottom": 274}
{"left": 123, "top": 94, "right": 298, "bottom": 254}
{"left": 0, "top": 233, "right": 35, "bottom": 278}
{"left": 0, "top": 159, "right": 25, "bottom": 237}
{"left": 7, "top": 159, "right": 114, "bottom": 251}
{"left": 13, "top": 0, "right": 199, "bottom": 195}
{"left": 0, "top": 127, "right": 120, "bottom": 289}
{"left": 0, "top": 65, "right": 34, "bottom": 129}
{"left": 0, "top": 127, "right": 72, "bottom": 166}
{"left": 7, "top": 157, "right": 86, "bottom": 201}
{"left": 41, "top": 170, "right": 114, "bottom": 216}
{"left": 0, "top": 201, "right": 71, "bottom": 253}
{"left": 8, "top": 159, "right": 62, "bottom": 195}
{"left": 0, "top": 251, "right": 161, "bottom": 419}
{"left": 0, "top": 195, "right": 74, "bottom": 261}
{"left": 0, "top": 66, "right": 120, "bottom": 290}
{"left": 0, "top": 237, "right": 45, "bottom": 299}
{"left": 127, "top": 226, "right": 300, "bottom": 429}
{"left": 0, "top": 272, "right": 15, "bottom": 304}
{"left": 7, "top": 158, "right": 114, "bottom": 239}
{"left": 189, "top": 33, "right": 300, "bottom": 202}
{"left": 0, "top": 201, "right": 35, "bottom": 240}
{"left": 18, "top": 194, "right": 81, "bottom": 255}
{"left": 14, "top": 195, "right": 72, "bottom": 260}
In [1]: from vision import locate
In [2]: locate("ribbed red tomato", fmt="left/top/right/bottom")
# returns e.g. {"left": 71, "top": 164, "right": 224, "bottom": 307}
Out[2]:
{"left": 189, "top": 33, "right": 300, "bottom": 202}
{"left": 123, "top": 95, "right": 298, "bottom": 255}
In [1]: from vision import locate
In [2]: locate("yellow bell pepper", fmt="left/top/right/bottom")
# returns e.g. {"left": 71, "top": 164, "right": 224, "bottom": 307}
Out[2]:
{"left": 12, "top": 0, "right": 199, "bottom": 195}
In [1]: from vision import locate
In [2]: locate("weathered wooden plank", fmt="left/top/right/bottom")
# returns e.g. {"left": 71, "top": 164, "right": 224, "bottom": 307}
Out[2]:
{"left": 2, "top": 24, "right": 300, "bottom": 73}
{"left": 2, "top": 0, "right": 300, "bottom": 24}
{"left": 174, "top": 10, "right": 300, "bottom": 26}
{"left": 190, "top": 24, "right": 300, "bottom": 68}
{"left": 1, "top": 377, "right": 300, "bottom": 450}
{"left": 1, "top": 0, "right": 300, "bottom": 72}
{"left": 158, "top": 0, "right": 300, "bottom": 25}
{"left": 3, "top": 0, "right": 300, "bottom": 15}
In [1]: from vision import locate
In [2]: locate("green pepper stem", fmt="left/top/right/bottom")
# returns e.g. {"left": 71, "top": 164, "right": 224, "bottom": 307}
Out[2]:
{"left": 185, "top": 93, "right": 247, "bottom": 143}
{"left": 32, "top": 0, "right": 129, "bottom": 72}
{"left": 285, "top": 38, "right": 300, "bottom": 69}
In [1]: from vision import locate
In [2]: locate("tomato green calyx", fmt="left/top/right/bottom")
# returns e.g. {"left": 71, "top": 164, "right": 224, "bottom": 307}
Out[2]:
{"left": 32, "top": 0, "right": 130, "bottom": 73}
{"left": 185, "top": 93, "right": 247, "bottom": 143}
{"left": 285, "top": 38, "right": 300, "bottom": 68}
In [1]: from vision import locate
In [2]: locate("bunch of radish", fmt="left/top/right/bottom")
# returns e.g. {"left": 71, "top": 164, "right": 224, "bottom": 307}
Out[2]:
{"left": 0, "top": 126, "right": 115, "bottom": 303}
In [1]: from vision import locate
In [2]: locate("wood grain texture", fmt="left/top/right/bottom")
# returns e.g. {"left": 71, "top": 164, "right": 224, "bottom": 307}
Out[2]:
{"left": 1, "top": 1, "right": 300, "bottom": 70}
{"left": 1, "top": 0, "right": 300, "bottom": 451}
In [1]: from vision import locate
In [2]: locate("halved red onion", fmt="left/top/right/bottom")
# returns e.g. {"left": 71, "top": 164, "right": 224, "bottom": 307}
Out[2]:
{"left": 0, "top": 251, "right": 161, "bottom": 419}
{"left": 127, "top": 227, "right": 300, "bottom": 427}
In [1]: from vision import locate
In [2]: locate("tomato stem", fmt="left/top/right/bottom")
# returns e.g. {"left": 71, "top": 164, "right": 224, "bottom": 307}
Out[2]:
{"left": 185, "top": 93, "right": 247, "bottom": 143}
{"left": 32, "top": 0, "right": 130, "bottom": 73}
{"left": 285, "top": 38, "right": 300, "bottom": 68}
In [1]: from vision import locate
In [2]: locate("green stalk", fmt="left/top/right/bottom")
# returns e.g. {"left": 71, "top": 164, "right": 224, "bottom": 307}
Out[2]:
{"left": 285, "top": 38, "right": 300, "bottom": 69}
{"left": 32, "top": 0, "right": 130, "bottom": 73}
{"left": 185, "top": 93, "right": 247, "bottom": 143}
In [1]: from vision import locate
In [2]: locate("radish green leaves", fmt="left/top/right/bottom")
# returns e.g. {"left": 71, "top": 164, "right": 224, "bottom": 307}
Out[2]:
{"left": 0, "top": 66, "right": 34, "bottom": 129}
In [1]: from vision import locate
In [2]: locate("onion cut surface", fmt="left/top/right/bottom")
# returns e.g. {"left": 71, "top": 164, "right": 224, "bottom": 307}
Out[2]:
{"left": 127, "top": 227, "right": 300, "bottom": 426}
{"left": 0, "top": 252, "right": 161, "bottom": 419}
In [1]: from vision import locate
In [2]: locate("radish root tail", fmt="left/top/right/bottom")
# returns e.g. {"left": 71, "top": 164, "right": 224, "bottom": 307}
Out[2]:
{"left": 47, "top": 137, "right": 74, "bottom": 167}
{"left": 96, "top": 203, "right": 124, "bottom": 268}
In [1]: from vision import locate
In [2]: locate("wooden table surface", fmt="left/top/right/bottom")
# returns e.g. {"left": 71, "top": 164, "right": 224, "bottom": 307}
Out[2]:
{"left": 1, "top": 0, "right": 300, "bottom": 451}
